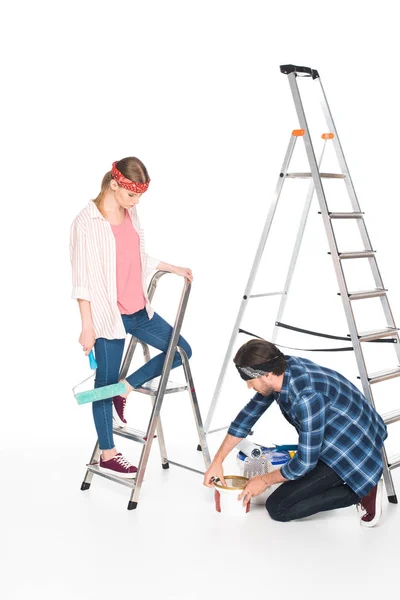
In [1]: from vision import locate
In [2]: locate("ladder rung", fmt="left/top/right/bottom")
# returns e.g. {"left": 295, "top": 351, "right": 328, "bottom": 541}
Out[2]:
{"left": 86, "top": 464, "right": 137, "bottom": 488}
{"left": 328, "top": 212, "right": 364, "bottom": 219}
{"left": 359, "top": 328, "right": 398, "bottom": 342}
{"left": 348, "top": 289, "right": 387, "bottom": 300}
{"left": 339, "top": 251, "right": 375, "bottom": 259}
{"left": 368, "top": 367, "right": 400, "bottom": 385}
{"left": 388, "top": 454, "right": 400, "bottom": 471}
{"left": 381, "top": 409, "right": 400, "bottom": 426}
{"left": 113, "top": 425, "right": 153, "bottom": 443}
{"left": 286, "top": 172, "right": 345, "bottom": 179}
{"left": 248, "top": 292, "right": 286, "bottom": 299}
{"left": 135, "top": 377, "right": 188, "bottom": 396}
{"left": 167, "top": 460, "right": 204, "bottom": 476}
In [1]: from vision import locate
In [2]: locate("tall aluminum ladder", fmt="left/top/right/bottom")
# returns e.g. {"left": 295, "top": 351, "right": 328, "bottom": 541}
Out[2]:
{"left": 81, "top": 271, "right": 211, "bottom": 510}
{"left": 204, "top": 63, "right": 400, "bottom": 503}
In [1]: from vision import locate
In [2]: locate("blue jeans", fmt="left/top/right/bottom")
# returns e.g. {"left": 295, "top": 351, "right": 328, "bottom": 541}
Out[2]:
{"left": 266, "top": 460, "right": 360, "bottom": 521}
{"left": 92, "top": 309, "right": 192, "bottom": 450}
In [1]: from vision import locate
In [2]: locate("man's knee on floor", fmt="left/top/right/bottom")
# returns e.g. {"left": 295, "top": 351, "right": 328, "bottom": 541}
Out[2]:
{"left": 265, "top": 495, "right": 291, "bottom": 522}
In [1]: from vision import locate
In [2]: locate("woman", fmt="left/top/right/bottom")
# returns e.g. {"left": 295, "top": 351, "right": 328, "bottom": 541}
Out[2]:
{"left": 70, "top": 157, "right": 192, "bottom": 478}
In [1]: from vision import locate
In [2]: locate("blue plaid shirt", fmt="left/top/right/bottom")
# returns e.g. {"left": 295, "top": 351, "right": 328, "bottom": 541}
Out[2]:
{"left": 228, "top": 356, "right": 387, "bottom": 498}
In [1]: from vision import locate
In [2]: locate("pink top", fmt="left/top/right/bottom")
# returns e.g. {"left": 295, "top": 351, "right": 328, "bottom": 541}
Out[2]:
{"left": 110, "top": 210, "right": 146, "bottom": 315}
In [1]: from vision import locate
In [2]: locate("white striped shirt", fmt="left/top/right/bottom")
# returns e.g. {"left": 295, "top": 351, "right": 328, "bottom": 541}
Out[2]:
{"left": 70, "top": 200, "right": 160, "bottom": 339}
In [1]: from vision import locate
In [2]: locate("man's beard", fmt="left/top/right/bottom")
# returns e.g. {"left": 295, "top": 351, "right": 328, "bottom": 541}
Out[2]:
{"left": 259, "top": 383, "right": 274, "bottom": 396}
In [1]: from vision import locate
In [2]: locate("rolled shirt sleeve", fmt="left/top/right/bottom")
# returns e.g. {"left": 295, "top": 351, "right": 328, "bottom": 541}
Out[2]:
{"left": 228, "top": 392, "right": 275, "bottom": 438}
{"left": 144, "top": 253, "right": 160, "bottom": 274}
{"left": 281, "top": 392, "right": 326, "bottom": 480}
{"left": 70, "top": 220, "right": 91, "bottom": 301}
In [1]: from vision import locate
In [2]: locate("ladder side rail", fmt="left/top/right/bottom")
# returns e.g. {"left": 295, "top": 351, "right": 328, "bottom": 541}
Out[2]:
{"left": 203, "top": 298, "right": 245, "bottom": 432}
{"left": 139, "top": 340, "right": 169, "bottom": 466}
{"left": 204, "top": 134, "right": 298, "bottom": 433}
{"left": 118, "top": 271, "right": 169, "bottom": 380}
{"left": 287, "top": 73, "right": 373, "bottom": 395}
{"left": 381, "top": 444, "right": 397, "bottom": 501}
{"left": 376, "top": 296, "right": 400, "bottom": 365}
{"left": 81, "top": 441, "right": 100, "bottom": 489}
{"left": 378, "top": 297, "right": 400, "bottom": 350}
{"left": 317, "top": 78, "right": 400, "bottom": 359}
{"left": 272, "top": 140, "right": 329, "bottom": 342}
{"left": 130, "top": 277, "right": 192, "bottom": 503}
{"left": 147, "top": 270, "right": 170, "bottom": 303}
{"left": 318, "top": 79, "right": 380, "bottom": 264}
{"left": 178, "top": 347, "right": 211, "bottom": 467}
{"left": 149, "top": 393, "right": 169, "bottom": 467}
{"left": 317, "top": 77, "right": 363, "bottom": 213}
{"left": 317, "top": 78, "right": 388, "bottom": 288}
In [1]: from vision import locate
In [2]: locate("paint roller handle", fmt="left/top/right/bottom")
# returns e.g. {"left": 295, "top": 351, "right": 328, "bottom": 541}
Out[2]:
{"left": 88, "top": 350, "right": 98, "bottom": 369}
{"left": 280, "top": 64, "right": 320, "bottom": 80}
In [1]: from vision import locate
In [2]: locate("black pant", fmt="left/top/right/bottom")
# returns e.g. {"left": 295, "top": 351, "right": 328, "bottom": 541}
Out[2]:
{"left": 266, "top": 460, "right": 360, "bottom": 522}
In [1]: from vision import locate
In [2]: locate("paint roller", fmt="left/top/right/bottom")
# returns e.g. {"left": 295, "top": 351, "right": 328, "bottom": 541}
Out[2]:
{"left": 73, "top": 350, "right": 127, "bottom": 405}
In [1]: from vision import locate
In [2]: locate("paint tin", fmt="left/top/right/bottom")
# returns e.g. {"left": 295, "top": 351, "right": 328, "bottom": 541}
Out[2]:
{"left": 214, "top": 475, "right": 250, "bottom": 516}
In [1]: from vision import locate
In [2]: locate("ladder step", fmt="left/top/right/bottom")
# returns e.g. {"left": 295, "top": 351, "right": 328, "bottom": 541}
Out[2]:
{"left": 359, "top": 327, "right": 398, "bottom": 342}
{"left": 328, "top": 212, "right": 364, "bottom": 219}
{"left": 286, "top": 172, "right": 345, "bottom": 179}
{"left": 248, "top": 292, "right": 286, "bottom": 299}
{"left": 381, "top": 409, "right": 400, "bottom": 426}
{"left": 136, "top": 377, "right": 188, "bottom": 396}
{"left": 388, "top": 454, "right": 400, "bottom": 471}
{"left": 113, "top": 425, "right": 154, "bottom": 443}
{"left": 368, "top": 367, "right": 400, "bottom": 385}
{"left": 339, "top": 251, "right": 375, "bottom": 259}
{"left": 348, "top": 288, "right": 387, "bottom": 300}
{"left": 86, "top": 464, "right": 137, "bottom": 488}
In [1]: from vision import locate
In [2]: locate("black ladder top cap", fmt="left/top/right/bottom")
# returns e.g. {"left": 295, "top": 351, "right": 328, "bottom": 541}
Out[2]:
{"left": 280, "top": 64, "right": 320, "bottom": 80}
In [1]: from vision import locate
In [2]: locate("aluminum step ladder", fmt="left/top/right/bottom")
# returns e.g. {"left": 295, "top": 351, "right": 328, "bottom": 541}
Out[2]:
{"left": 81, "top": 271, "right": 211, "bottom": 510}
{"left": 204, "top": 63, "right": 400, "bottom": 503}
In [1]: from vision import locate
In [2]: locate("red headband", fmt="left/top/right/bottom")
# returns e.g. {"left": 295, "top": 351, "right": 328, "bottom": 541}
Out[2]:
{"left": 111, "top": 162, "right": 150, "bottom": 193}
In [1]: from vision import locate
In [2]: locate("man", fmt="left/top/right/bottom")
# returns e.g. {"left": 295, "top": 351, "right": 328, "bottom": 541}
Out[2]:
{"left": 204, "top": 339, "right": 388, "bottom": 527}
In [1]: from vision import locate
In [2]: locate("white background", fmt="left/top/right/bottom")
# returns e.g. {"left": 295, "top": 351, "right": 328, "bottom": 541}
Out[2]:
{"left": 2, "top": 1, "right": 400, "bottom": 599}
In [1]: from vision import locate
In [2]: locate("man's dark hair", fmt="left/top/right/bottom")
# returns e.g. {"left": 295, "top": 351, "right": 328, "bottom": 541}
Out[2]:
{"left": 233, "top": 339, "right": 286, "bottom": 376}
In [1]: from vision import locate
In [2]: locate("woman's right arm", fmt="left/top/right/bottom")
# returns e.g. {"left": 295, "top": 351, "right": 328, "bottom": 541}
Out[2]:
{"left": 70, "top": 220, "right": 95, "bottom": 355}
{"left": 77, "top": 299, "right": 96, "bottom": 355}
